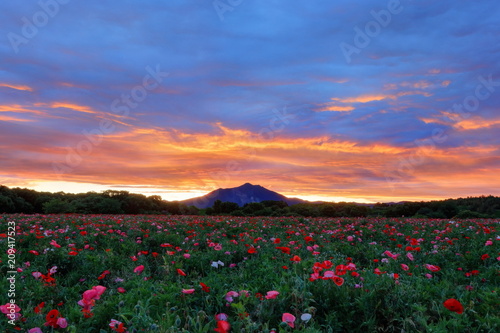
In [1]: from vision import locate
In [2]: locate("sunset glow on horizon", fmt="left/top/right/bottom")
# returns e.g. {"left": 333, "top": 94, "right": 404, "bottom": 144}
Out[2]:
{"left": 1, "top": 0, "right": 499, "bottom": 203}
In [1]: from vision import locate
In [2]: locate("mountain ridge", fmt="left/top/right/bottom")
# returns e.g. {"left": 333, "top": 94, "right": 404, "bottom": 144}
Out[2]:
{"left": 181, "top": 183, "right": 307, "bottom": 209}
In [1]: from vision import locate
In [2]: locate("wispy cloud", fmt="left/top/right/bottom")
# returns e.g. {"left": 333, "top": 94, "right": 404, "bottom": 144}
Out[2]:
{"left": 0, "top": 0, "right": 499, "bottom": 202}
{"left": 0, "top": 83, "right": 34, "bottom": 92}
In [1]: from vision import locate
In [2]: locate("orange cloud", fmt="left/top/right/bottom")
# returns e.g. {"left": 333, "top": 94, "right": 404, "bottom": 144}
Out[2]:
{"left": 49, "top": 102, "right": 100, "bottom": 115}
{"left": 2, "top": 121, "right": 499, "bottom": 203}
{"left": 418, "top": 117, "right": 450, "bottom": 126}
{"left": 0, "top": 103, "right": 54, "bottom": 117}
{"left": 314, "top": 104, "right": 355, "bottom": 112}
{"left": 331, "top": 91, "right": 432, "bottom": 104}
{"left": 0, "top": 83, "right": 34, "bottom": 92}
{"left": 333, "top": 94, "right": 390, "bottom": 103}
{"left": 0, "top": 115, "right": 34, "bottom": 122}
{"left": 454, "top": 116, "right": 500, "bottom": 130}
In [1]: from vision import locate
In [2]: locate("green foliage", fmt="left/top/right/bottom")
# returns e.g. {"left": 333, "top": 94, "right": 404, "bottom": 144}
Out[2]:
{"left": 0, "top": 185, "right": 198, "bottom": 215}
{"left": 1, "top": 184, "right": 500, "bottom": 218}
{"left": 454, "top": 210, "right": 488, "bottom": 219}
{"left": 0, "top": 215, "right": 498, "bottom": 332}
{"left": 43, "top": 198, "right": 73, "bottom": 213}
{"left": 0, "top": 194, "right": 15, "bottom": 213}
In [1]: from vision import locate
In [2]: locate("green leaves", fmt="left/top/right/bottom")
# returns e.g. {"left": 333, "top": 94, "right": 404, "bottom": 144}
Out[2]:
{"left": 0, "top": 215, "right": 498, "bottom": 332}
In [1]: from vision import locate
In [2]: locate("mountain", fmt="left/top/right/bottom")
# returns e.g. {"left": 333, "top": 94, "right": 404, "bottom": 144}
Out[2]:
{"left": 181, "top": 183, "right": 307, "bottom": 209}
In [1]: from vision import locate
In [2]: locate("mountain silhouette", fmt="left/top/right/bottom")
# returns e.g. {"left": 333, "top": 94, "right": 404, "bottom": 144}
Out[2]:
{"left": 181, "top": 183, "right": 306, "bottom": 208}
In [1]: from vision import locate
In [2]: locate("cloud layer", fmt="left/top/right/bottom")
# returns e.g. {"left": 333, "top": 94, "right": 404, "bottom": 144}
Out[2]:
{"left": 1, "top": 0, "right": 499, "bottom": 202}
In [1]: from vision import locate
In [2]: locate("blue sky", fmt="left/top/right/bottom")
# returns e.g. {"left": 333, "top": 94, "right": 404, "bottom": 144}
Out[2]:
{"left": 1, "top": 0, "right": 499, "bottom": 202}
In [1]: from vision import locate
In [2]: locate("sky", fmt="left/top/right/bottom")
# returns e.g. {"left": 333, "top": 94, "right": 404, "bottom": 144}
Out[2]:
{"left": 0, "top": 0, "right": 499, "bottom": 203}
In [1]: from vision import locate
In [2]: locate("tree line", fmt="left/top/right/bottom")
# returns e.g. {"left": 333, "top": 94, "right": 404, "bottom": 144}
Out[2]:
{"left": 204, "top": 196, "right": 500, "bottom": 218}
{"left": 0, "top": 186, "right": 197, "bottom": 215}
{"left": 1, "top": 185, "right": 499, "bottom": 218}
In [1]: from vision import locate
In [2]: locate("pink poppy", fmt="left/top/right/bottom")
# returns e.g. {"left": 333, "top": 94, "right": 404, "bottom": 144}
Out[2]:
{"left": 323, "top": 271, "right": 335, "bottom": 278}
{"left": 1, "top": 303, "right": 22, "bottom": 320}
{"left": 57, "top": 317, "right": 68, "bottom": 328}
{"left": 28, "top": 329, "right": 43, "bottom": 333}
{"left": 265, "top": 291, "right": 279, "bottom": 299}
{"left": 50, "top": 240, "right": 61, "bottom": 248}
{"left": 383, "top": 250, "right": 400, "bottom": 260}
{"left": 225, "top": 291, "right": 239, "bottom": 303}
{"left": 134, "top": 265, "right": 144, "bottom": 274}
{"left": 282, "top": 313, "right": 296, "bottom": 328}
{"left": 182, "top": 288, "right": 195, "bottom": 294}
{"left": 425, "top": 264, "right": 441, "bottom": 272}
{"left": 215, "top": 313, "right": 229, "bottom": 321}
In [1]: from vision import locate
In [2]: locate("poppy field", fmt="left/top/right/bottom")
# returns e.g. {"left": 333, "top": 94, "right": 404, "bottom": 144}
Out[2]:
{"left": 1, "top": 214, "right": 499, "bottom": 332}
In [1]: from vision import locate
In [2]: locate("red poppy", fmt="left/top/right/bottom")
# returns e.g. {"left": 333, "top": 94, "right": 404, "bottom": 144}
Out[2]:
{"left": 333, "top": 276, "right": 344, "bottom": 286}
{"left": 97, "top": 270, "right": 110, "bottom": 280}
{"left": 290, "top": 255, "right": 301, "bottom": 262}
{"left": 443, "top": 298, "right": 464, "bottom": 314}
{"left": 82, "top": 309, "right": 94, "bottom": 318}
{"left": 275, "top": 246, "right": 291, "bottom": 254}
{"left": 176, "top": 268, "right": 186, "bottom": 276}
{"left": 114, "top": 322, "right": 127, "bottom": 333}
{"left": 200, "top": 282, "right": 210, "bottom": 293}
{"left": 109, "top": 319, "right": 128, "bottom": 333}
{"left": 247, "top": 247, "right": 257, "bottom": 254}
{"left": 41, "top": 273, "right": 56, "bottom": 287}
{"left": 34, "top": 302, "right": 45, "bottom": 314}
{"left": 214, "top": 320, "right": 231, "bottom": 333}
{"left": 45, "top": 309, "right": 60, "bottom": 328}
{"left": 335, "top": 265, "right": 347, "bottom": 276}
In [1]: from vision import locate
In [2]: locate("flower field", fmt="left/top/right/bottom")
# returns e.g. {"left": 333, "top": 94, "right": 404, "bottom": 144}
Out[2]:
{"left": 1, "top": 214, "right": 499, "bottom": 332}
